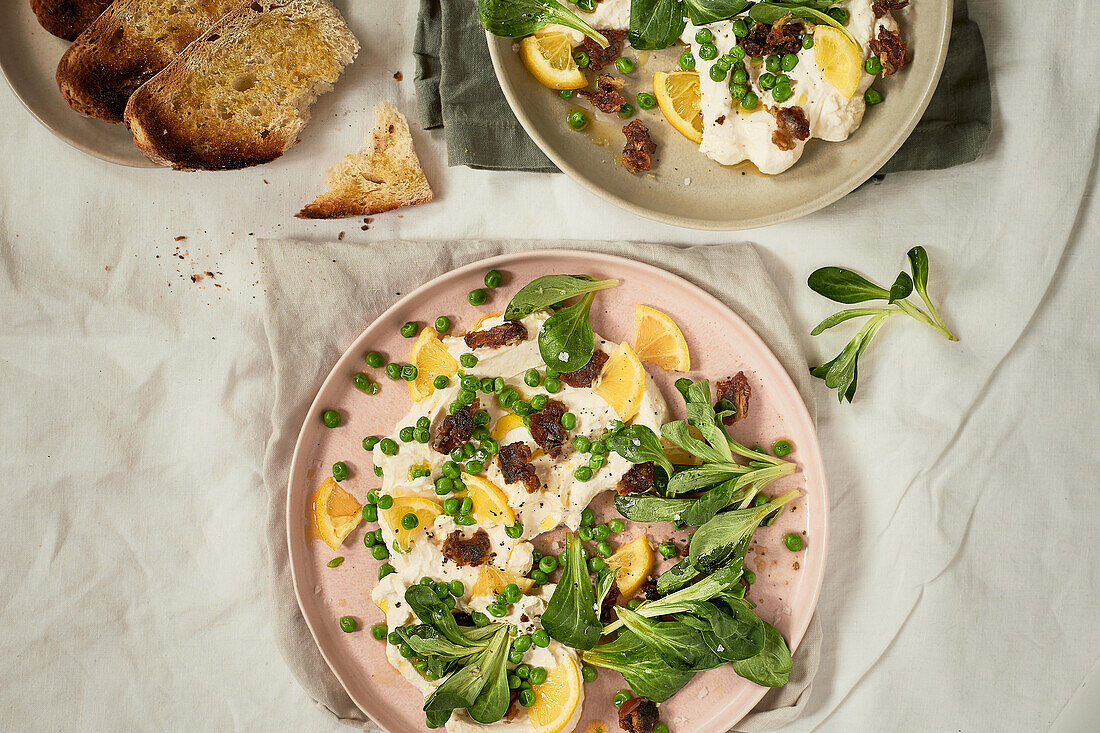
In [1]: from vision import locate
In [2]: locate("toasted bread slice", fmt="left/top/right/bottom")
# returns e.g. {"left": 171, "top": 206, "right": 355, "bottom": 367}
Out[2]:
{"left": 124, "top": 0, "right": 358, "bottom": 170}
{"left": 31, "top": 0, "right": 113, "bottom": 41}
{"left": 56, "top": 0, "right": 242, "bottom": 122}
{"left": 297, "top": 103, "right": 433, "bottom": 219}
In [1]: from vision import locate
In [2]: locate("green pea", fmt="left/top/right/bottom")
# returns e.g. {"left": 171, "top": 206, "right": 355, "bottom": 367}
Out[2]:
{"left": 617, "top": 103, "right": 635, "bottom": 119}
{"left": 730, "top": 45, "right": 746, "bottom": 61}
{"left": 657, "top": 542, "right": 676, "bottom": 559}
{"left": 560, "top": 412, "right": 577, "bottom": 430}
{"left": 538, "top": 555, "right": 558, "bottom": 574}
{"left": 636, "top": 92, "right": 656, "bottom": 109}
{"left": 370, "top": 623, "right": 388, "bottom": 640}
{"left": 443, "top": 498, "right": 461, "bottom": 516}
{"left": 765, "top": 54, "right": 780, "bottom": 72}
{"left": 678, "top": 50, "right": 695, "bottom": 70}
{"left": 709, "top": 65, "right": 727, "bottom": 82}
{"left": 544, "top": 377, "right": 561, "bottom": 393}
{"left": 399, "top": 364, "right": 416, "bottom": 382}
{"left": 512, "top": 634, "right": 533, "bottom": 654}
{"left": 379, "top": 438, "right": 398, "bottom": 456}
{"left": 531, "top": 568, "right": 549, "bottom": 585}
{"left": 773, "top": 439, "right": 792, "bottom": 457}
{"left": 596, "top": 540, "right": 612, "bottom": 557}
{"left": 322, "top": 409, "right": 340, "bottom": 428}
{"left": 732, "top": 18, "right": 749, "bottom": 37}
{"left": 608, "top": 519, "right": 626, "bottom": 534}
{"left": 471, "top": 611, "right": 490, "bottom": 627}
{"left": 578, "top": 526, "right": 593, "bottom": 542}
{"left": 694, "top": 28, "right": 713, "bottom": 44}
{"left": 353, "top": 372, "right": 371, "bottom": 392}
{"left": 378, "top": 563, "right": 395, "bottom": 580}
{"left": 365, "top": 351, "right": 384, "bottom": 368}
{"left": 528, "top": 666, "right": 548, "bottom": 685}
{"left": 572, "top": 435, "right": 591, "bottom": 452}
{"left": 781, "top": 53, "right": 799, "bottom": 71}
{"left": 574, "top": 466, "right": 592, "bottom": 481}
{"left": 741, "top": 90, "right": 759, "bottom": 109}
{"left": 864, "top": 88, "right": 883, "bottom": 105}
{"left": 332, "top": 461, "right": 349, "bottom": 481}
{"left": 460, "top": 497, "right": 473, "bottom": 515}
{"left": 532, "top": 628, "right": 550, "bottom": 647}
{"left": 743, "top": 569, "right": 756, "bottom": 584}
{"left": 430, "top": 316, "right": 449, "bottom": 333}
{"left": 484, "top": 269, "right": 503, "bottom": 288}
{"left": 731, "top": 67, "right": 748, "bottom": 85}
{"left": 581, "top": 666, "right": 597, "bottom": 682}
{"left": 385, "top": 363, "right": 401, "bottom": 380}
{"left": 581, "top": 508, "right": 596, "bottom": 526}
{"left": 626, "top": 598, "right": 642, "bottom": 610}
{"left": 399, "top": 642, "right": 415, "bottom": 659}
{"left": 376, "top": 494, "right": 394, "bottom": 510}
{"left": 588, "top": 557, "right": 606, "bottom": 572}
{"left": 487, "top": 602, "right": 507, "bottom": 617}
{"left": 505, "top": 521, "right": 523, "bottom": 539}
{"left": 371, "top": 543, "right": 390, "bottom": 560}
{"left": 520, "top": 369, "right": 539, "bottom": 388}
{"left": 327, "top": 556, "right": 344, "bottom": 568}
{"left": 802, "top": 33, "right": 814, "bottom": 49}
{"left": 759, "top": 72, "right": 776, "bottom": 90}
{"left": 397, "top": 426, "right": 413, "bottom": 443}
{"left": 361, "top": 501, "right": 377, "bottom": 521}
{"left": 568, "top": 110, "right": 587, "bottom": 130}
{"left": 593, "top": 524, "right": 610, "bottom": 541}
{"left": 460, "top": 353, "right": 478, "bottom": 368}
{"left": 467, "top": 288, "right": 487, "bottom": 306}
{"left": 576, "top": 0, "right": 596, "bottom": 11}
{"left": 339, "top": 616, "right": 357, "bottom": 633}
{"left": 508, "top": 648, "right": 525, "bottom": 665}
{"left": 654, "top": 723, "right": 670, "bottom": 733}
{"left": 574, "top": 50, "right": 590, "bottom": 69}
{"left": 613, "top": 690, "right": 632, "bottom": 708}
{"left": 784, "top": 533, "right": 803, "bottom": 551}
{"left": 401, "top": 321, "right": 418, "bottom": 338}
{"left": 730, "top": 83, "right": 747, "bottom": 100}
{"left": 500, "top": 583, "right": 519, "bottom": 604}
{"left": 513, "top": 401, "right": 533, "bottom": 417}
{"left": 615, "top": 57, "right": 634, "bottom": 74}
{"left": 363, "top": 436, "right": 379, "bottom": 451}
{"left": 864, "top": 56, "right": 883, "bottom": 75}
{"left": 464, "top": 459, "right": 483, "bottom": 475}
{"left": 698, "top": 43, "right": 718, "bottom": 61}
{"left": 519, "top": 688, "right": 536, "bottom": 707}
{"left": 387, "top": 630, "right": 402, "bottom": 645}
{"left": 827, "top": 7, "right": 849, "bottom": 24}
{"left": 716, "top": 56, "right": 733, "bottom": 72}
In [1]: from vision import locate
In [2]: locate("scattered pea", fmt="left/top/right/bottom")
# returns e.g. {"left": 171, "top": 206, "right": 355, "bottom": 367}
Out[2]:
{"left": 741, "top": 91, "right": 759, "bottom": 109}
{"left": 487, "top": 602, "right": 507, "bottom": 617}
{"left": 589, "top": 557, "right": 606, "bottom": 572}
{"left": 626, "top": 598, "right": 642, "bottom": 610}
{"left": 581, "top": 508, "right": 596, "bottom": 526}
{"left": 530, "top": 394, "right": 548, "bottom": 410}
{"left": 772, "top": 83, "right": 793, "bottom": 103}
{"left": 322, "top": 409, "right": 340, "bottom": 428}
{"left": 505, "top": 521, "right": 523, "bottom": 539}
{"left": 529, "top": 666, "right": 548, "bottom": 685}
{"left": 636, "top": 92, "right": 656, "bottom": 110}
{"left": 698, "top": 43, "right": 718, "bottom": 61}
{"left": 582, "top": 665, "right": 598, "bottom": 682}
{"left": 743, "top": 569, "right": 756, "bottom": 584}
{"left": 531, "top": 569, "right": 548, "bottom": 584}
{"left": 460, "top": 353, "right": 478, "bottom": 368}
{"left": 615, "top": 57, "right": 634, "bottom": 74}
{"left": 568, "top": 110, "right": 587, "bottom": 130}
{"left": 371, "top": 623, "right": 387, "bottom": 640}
{"left": 559, "top": 89, "right": 574, "bottom": 99}
{"left": 376, "top": 494, "right": 394, "bottom": 510}
{"left": 544, "top": 376, "right": 561, "bottom": 393}
{"left": 596, "top": 541, "right": 612, "bottom": 558}
{"left": 709, "top": 65, "right": 728, "bottom": 82}
{"left": 780, "top": 53, "right": 799, "bottom": 71}
{"left": 539, "top": 555, "right": 558, "bottom": 574}
{"left": 327, "top": 556, "right": 344, "bottom": 568}
{"left": 533, "top": 628, "right": 550, "bottom": 647}
{"left": 784, "top": 533, "right": 803, "bottom": 552}
{"left": 401, "top": 321, "right": 418, "bottom": 338}
{"left": 613, "top": 690, "right": 632, "bottom": 708}
{"left": 472, "top": 611, "right": 490, "bottom": 627}
{"left": 434, "top": 316, "right": 451, "bottom": 332}
{"left": 399, "top": 426, "right": 415, "bottom": 442}
{"left": 561, "top": 412, "right": 577, "bottom": 430}
{"left": 617, "top": 103, "right": 635, "bottom": 119}
{"left": 524, "top": 369, "right": 541, "bottom": 387}
{"left": 519, "top": 689, "right": 536, "bottom": 707}
{"left": 372, "top": 544, "right": 390, "bottom": 560}
{"left": 378, "top": 563, "right": 395, "bottom": 579}
{"left": 574, "top": 466, "right": 593, "bottom": 481}
{"left": 365, "top": 351, "right": 384, "bottom": 368}
{"left": 467, "top": 288, "right": 487, "bottom": 306}
{"left": 658, "top": 542, "right": 677, "bottom": 559}
{"left": 654, "top": 723, "right": 670, "bottom": 733}
{"left": 574, "top": 50, "right": 590, "bottom": 69}
{"left": 608, "top": 519, "right": 626, "bottom": 534}
{"left": 864, "top": 88, "right": 884, "bottom": 105}
{"left": 827, "top": 7, "right": 849, "bottom": 24}
{"left": 332, "top": 461, "right": 349, "bottom": 481}
{"left": 773, "top": 439, "right": 792, "bottom": 457}
{"left": 385, "top": 362, "right": 402, "bottom": 380}
{"left": 759, "top": 72, "right": 776, "bottom": 90}
{"left": 363, "top": 436, "right": 379, "bottom": 451}
{"left": 732, "top": 18, "right": 749, "bottom": 37}
{"left": 363, "top": 504, "right": 378, "bottom": 523}
{"left": 339, "top": 616, "right": 357, "bottom": 633}
{"left": 678, "top": 50, "right": 695, "bottom": 70}
{"left": 484, "top": 269, "right": 503, "bottom": 288}
{"left": 765, "top": 54, "right": 780, "bottom": 72}
{"left": 802, "top": 33, "right": 814, "bottom": 49}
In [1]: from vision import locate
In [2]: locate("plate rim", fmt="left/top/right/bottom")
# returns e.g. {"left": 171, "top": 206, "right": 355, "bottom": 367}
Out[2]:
{"left": 286, "top": 249, "right": 830, "bottom": 732}
{"left": 486, "top": 1, "right": 955, "bottom": 231}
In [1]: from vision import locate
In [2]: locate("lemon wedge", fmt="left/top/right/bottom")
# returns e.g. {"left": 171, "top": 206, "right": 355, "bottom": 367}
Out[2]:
{"left": 528, "top": 646, "right": 583, "bottom": 733}
{"left": 453, "top": 474, "right": 515, "bottom": 527}
{"left": 471, "top": 566, "right": 535, "bottom": 597}
{"left": 605, "top": 535, "right": 654, "bottom": 596}
{"left": 520, "top": 32, "right": 587, "bottom": 90}
{"left": 491, "top": 413, "right": 526, "bottom": 442}
{"left": 382, "top": 496, "right": 442, "bottom": 551}
{"left": 632, "top": 304, "right": 690, "bottom": 372}
{"left": 814, "top": 26, "right": 861, "bottom": 98}
{"left": 469, "top": 311, "right": 504, "bottom": 332}
{"left": 408, "top": 327, "right": 459, "bottom": 402}
{"left": 653, "top": 70, "right": 703, "bottom": 143}
{"left": 313, "top": 477, "right": 362, "bottom": 550}
{"left": 593, "top": 341, "right": 646, "bottom": 422}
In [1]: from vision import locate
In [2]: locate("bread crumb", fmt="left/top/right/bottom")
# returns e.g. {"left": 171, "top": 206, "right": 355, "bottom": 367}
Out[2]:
{"left": 393, "top": 71, "right": 403, "bottom": 81}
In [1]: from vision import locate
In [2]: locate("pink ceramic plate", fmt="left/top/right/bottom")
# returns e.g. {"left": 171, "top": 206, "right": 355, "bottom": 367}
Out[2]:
{"left": 287, "top": 250, "right": 829, "bottom": 732}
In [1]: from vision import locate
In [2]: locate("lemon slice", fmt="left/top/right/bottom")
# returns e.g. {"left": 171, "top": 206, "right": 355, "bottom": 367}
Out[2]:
{"left": 605, "top": 535, "right": 654, "bottom": 596}
{"left": 453, "top": 475, "right": 516, "bottom": 527}
{"left": 469, "top": 311, "right": 504, "bottom": 332}
{"left": 491, "top": 413, "right": 526, "bottom": 442}
{"left": 382, "top": 496, "right": 442, "bottom": 551}
{"left": 653, "top": 70, "right": 703, "bottom": 143}
{"left": 313, "top": 477, "right": 362, "bottom": 550}
{"left": 471, "top": 566, "right": 535, "bottom": 597}
{"left": 519, "top": 32, "right": 587, "bottom": 90}
{"left": 632, "top": 304, "right": 690, "bottom": 372}
{"left": 593, "top": 341, "right": 646, "bottom": 422}
{"left": 814, "top": 26, "right": 861, "bottom": 98}
{"left": 408, "top": 327, "right": 459, "bottom": 402}
{"left": 528, "top": 647, "right": 583, "bottom": 733}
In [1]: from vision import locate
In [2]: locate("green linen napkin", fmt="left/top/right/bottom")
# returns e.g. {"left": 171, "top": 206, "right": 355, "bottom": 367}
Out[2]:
{"left": 262, "top": 239, "right": 820, "bottom": 731}
{"left": 414, "top": 0, "right": 990, "bottom": 173}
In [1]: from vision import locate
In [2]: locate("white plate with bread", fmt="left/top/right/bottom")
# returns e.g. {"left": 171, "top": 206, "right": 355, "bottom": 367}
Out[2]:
{"left": 2, "top": 0, "right": 361, "bottom": 171}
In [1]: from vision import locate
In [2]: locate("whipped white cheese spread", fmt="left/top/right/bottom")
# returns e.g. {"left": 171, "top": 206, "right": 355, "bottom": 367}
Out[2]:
{"left": 370, "top": 312, "right": 668, "bottom": 732}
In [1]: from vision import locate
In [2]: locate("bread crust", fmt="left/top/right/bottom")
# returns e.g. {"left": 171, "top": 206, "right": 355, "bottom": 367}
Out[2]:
{"left": 297, "top": 102, "right": 433, "bottom": 219}
{"left": 124, "top": 0, "right": 358, "bottom": 170}
{"left": 30, "top": 0, "right": 113, "bottom": 41}
{"left": 56, "top": 0, "right": 242, "bottom": 122}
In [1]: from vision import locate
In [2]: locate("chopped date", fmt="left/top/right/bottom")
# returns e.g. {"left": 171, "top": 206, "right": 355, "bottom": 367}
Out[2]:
{"left": 559, "top": 349, "right": 608, "bottom": 388}
{"left": 429, "top": 399, "right": 480, "bottom": 454}
{"left": 716, "top": 372, "right": 750, "bottom": 425}
{"left": 497, "top": 442, "right": 541, "bottom": 493}
{"left": 617, "top": 462, "right": 655, "bottom": 496}
{"left": 579, "top": 74, "right": 625, "bottom": 114}
{"left": 740, "top": 18, "right": 804, "bottom": 57}
{"left": 600, "top": 586, "right": 621, "bottom": 624}
{"left": 527, "top": 399, "right": 568, "bottom": 458}
{"left": 618, "top": 697, "right": 660, "bottom": 733}
{"left": 872, "top": 0, "right": 909, "bottom": 18}
{"left": 868, "top": 26, "right": 910, "bottom": 76}
{"left": 464, "top": 321, "right": 527, "bottom": 349}
{"left": 771, "top": 105, "right": 810, "bottom": 151}
{"left": 442, "top": 528, "right": 492, "bottom": 567}
{"left": 582, "top": 29, "right": 624, "bottom": 72}
{"left": 621, "top": 120, "right": 656, "bottom": 174}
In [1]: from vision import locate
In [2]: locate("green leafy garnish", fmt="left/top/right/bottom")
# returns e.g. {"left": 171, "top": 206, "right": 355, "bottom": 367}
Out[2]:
{"left": 581, "top": 629, "right": 698, "bottom": 702}
{"left": 477, "top": 0, "right": 609, "bottom": 47}
{"left": 688, "top": 490, "right": 800, "bottom": 571}
{"left": 615, "top": 606, "right": 724, "bottom": 670}
{"left": 504, "top": 274, "right": 618, "bottom": 321}
{"left": 683, "top": 0, "right": 752, "bottom": 25}
{"left": 731, "top": 621, "right": 793, "bottom": 687}
{"left": 542, "top": 531, "right": 603, "bottom": 650}
{"left": 608, "top": 424, "right": 675, "bottom": 478}
{"left": 538, "top": 292, "right": 600, "bottom": 373}
{"left": 628, "top": 0, "right": 687, "bottom": 50}
{"left": 749, "top": 2, "right": 860, "bottom": 48}
{"left": 808, "top": 246, "right": 958, "bottom": 402}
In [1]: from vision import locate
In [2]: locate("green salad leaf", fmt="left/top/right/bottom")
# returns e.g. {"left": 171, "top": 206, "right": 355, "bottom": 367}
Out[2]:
{"left": 478, "top": 0, "right": 609, "bottom": 47}
{"left": 749, "top": 2, "right": 859, "bottom": 48}
{"left": 683, "top": 0, "right": 752, "bottom": 25}
{"left": 616, "top": 606, "right": 724, "bottom": 671}
{"left": 581, "top": 629, "right": 699, "bottom": 702}
{"left": 731, "top": 621, "right": 793, "bottom": 687}
{"left": 608, "top": 424, "right": 675, "bottom": 479}
{"left": 539, "top": 292, "right": 600, "bottom": 374}
{"left": 504, "top": 274, "right": 618, "bottom": 321}
{"left": 628, "top": 0, "right": 687, "bottom": 50}
{"left": 542, "top": 531, "right": 603, "bottom": 650}
{"left": 689, "top": 490, "right": 800, "bottom": 571}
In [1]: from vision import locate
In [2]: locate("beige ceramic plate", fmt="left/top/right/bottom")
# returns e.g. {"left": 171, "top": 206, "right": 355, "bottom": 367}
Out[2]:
{"left": 287, "top": 250, "right": 829, "bottom": 732}
{"left": 0, "top": 1, "right": 157, "bottom": 167}
{"left": 487, "top": 2, "right": 953, "bottom": 230}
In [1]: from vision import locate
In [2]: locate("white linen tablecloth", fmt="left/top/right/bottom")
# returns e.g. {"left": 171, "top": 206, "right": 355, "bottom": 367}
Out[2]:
{"left": 0, "top": 0, "right": 1097, "bottom": 730}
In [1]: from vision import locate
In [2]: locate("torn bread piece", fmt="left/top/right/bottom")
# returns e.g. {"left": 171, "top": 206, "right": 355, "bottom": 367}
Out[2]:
{"left": 124, "top": 0, "right": 358, "bottom": 170}
{"left": 31, "top": 0, "right": 113, "bottom": 41}
{"left": 297, "top": 102, "right": 433, "bottom": 219}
